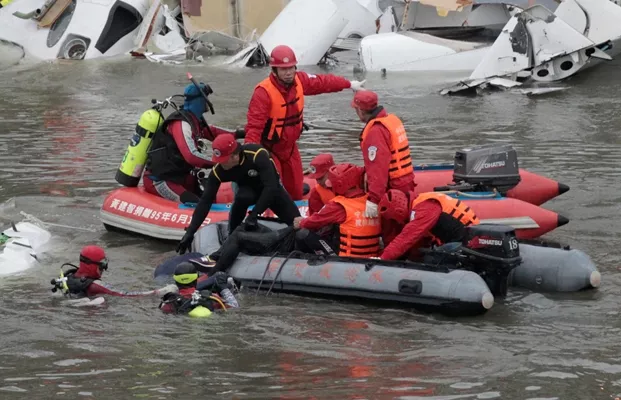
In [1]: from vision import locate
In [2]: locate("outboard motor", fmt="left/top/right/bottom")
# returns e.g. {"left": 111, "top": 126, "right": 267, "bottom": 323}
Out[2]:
{"left": 459, "top": 224, "right": 522, "bottom": 296}
{"left": 434, "top": 144, "right": 521, "bottom": 194}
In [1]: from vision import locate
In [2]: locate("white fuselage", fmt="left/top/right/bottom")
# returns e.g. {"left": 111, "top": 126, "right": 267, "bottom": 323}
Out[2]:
{"left": 0, "top": 0, "right": 149, "bottom": 61}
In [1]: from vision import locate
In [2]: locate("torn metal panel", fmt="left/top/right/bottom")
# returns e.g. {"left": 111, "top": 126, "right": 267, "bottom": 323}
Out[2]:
{"left": 468, "top": 16, "right": 530, "bottom": 79}
{"left": 556, "top": 0, "right": 621, "bottom": 44}
{"left": 523, "top": 5, "right": 594, "bottom": 66}
{"left": 552, "top": 0, "right": 586, "bottom": 34}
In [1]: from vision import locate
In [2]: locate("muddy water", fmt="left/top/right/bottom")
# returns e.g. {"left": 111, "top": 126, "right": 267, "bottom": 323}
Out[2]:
{"left": 0, "top": 55, "right": 620, "bottom": 399}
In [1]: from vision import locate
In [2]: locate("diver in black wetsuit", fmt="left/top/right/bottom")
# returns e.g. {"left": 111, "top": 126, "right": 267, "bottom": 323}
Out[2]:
{"left": 176, "top": 133, "right": 301, "bottom": 254}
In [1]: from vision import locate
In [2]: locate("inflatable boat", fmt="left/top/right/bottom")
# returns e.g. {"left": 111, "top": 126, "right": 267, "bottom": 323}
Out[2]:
{"left": 150, "top": 220, "right": 599, "bottom": 315}
{"left": 0, "top": 221, "right": 51, "bottom": 276}
{"left": 101, "top": 143, "right": 571, "bottom": 241}
{"left": 101, "top": 183, "right": 568, "bottom": 241}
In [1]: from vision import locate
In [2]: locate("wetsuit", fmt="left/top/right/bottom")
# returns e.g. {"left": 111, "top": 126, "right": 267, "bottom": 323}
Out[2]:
{"left": 185, "top": 143, "right": 301, "bottom": 236}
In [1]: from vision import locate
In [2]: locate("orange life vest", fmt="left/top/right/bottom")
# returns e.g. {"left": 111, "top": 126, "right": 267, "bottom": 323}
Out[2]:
{"left": 314, "top": 183, "right": 335, "bottom": 205}
{"left": 360, "top": 114, "right": 413, "bottom": 180}
{"left": 256, "top": 75, "right": 305, "bottom": 143}
{"left": 331, "top": 195, "right": 381, "bottom": 258}
{"left": 411, "top": 192, "right": 480, "bottom": 245}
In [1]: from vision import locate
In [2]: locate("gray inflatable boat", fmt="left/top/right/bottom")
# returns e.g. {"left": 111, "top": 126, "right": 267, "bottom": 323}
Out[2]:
{"left": 191, "top": 220, "right": 600, "bottom": 315}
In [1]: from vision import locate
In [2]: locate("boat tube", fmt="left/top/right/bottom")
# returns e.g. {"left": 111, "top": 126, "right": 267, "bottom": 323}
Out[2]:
{"left": 0, "top": 221, "right": 51, "bottom": 276}
{"left": 152, "top": 220, "right": 599, "bottom": 315}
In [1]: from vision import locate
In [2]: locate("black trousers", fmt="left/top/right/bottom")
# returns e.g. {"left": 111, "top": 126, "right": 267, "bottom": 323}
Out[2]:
{"left": 211, "top": 227, "right": 337, "bottom": 274}
{"left": 228, "top": 185, "right": 301, "bottom": 234}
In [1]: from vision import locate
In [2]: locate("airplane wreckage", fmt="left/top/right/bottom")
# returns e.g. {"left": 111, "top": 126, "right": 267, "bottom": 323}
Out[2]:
{"left": 1, "top": 0, "right": 620, "bottom": 95}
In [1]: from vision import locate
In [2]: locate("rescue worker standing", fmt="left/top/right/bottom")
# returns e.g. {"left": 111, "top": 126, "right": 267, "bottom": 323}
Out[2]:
{"left": 176, "top": 133, "right": 300, "bottom": 254}
{"left": 306, "top": 153, "right": 336, "bottom": 216}
{"left": 378, "top": 190, "right": 480, "bottom": 261}
{"left": 351, "top": 90, "right": 415, "bottom": 220}
{"left": 144, "top": 83, "right": 242, "bottom": 203}
{"left": 294, "top": 163, "right": 381, "bottom": 258}
{"left": 244, "top": 45, "right": 367, "bottom": 201}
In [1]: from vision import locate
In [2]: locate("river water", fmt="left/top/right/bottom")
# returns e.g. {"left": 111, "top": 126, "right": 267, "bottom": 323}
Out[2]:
{"left": 0, "top": 54, "right": 620, "bottom": 399}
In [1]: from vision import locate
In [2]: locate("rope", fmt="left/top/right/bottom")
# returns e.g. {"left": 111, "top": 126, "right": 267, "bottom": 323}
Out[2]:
{"left": 266, "top": 251, "right": 301, "bottom": 297}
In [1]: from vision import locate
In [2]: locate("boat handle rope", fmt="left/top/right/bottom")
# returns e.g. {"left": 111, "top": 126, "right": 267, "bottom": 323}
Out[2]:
{"left": 255, "top": 251, "right": 280, "bottom": 296}
{"left": 265, "top": 251, "right": 303, "bottom": 297}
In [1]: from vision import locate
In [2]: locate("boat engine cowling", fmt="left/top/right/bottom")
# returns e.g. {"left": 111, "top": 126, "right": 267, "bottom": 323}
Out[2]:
{"left": 434, "top": 144, "right": 521, "bottom": 194}
{"left": 460, "top": 224, "right": 522, "bottom": 296}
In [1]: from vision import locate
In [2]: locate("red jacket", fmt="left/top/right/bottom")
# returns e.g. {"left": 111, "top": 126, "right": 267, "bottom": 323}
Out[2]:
{"left": 299, "top": 201, "right": 346, "bottom": 231}
{"left": 361, "top": 109, "right": 415, "bottom": 204}
{"left": 169, "top": 115, "right": 234, "bottom": 169}
{"left": 380, "top": 199, "right": 442, "bottom": 260}
{"left": 245, "top": 71, "right": 351, "bottom": 158}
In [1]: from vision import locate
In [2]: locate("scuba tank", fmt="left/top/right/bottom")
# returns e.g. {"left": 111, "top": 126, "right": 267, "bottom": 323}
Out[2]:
{"left": 115, "top": 105, "right": 165, "bottom": 187}
{"left": 115, "top": 77, "right": 212, "bottom": 187}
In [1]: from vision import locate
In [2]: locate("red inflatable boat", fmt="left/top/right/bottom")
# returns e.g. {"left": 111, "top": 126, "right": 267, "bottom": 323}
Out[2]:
{"left": 100, "top": 165, "right": 569, "bottom": 241}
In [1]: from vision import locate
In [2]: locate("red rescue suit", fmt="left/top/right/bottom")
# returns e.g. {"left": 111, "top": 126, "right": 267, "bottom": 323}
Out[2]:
{"left": 308, "top": 183, "right": 335, "bottom": 216}
{"left": 360, "top": 108, "right": 415, "bottom": 205}
{"left": 381, "top": 193, "right": 479, "bottom": 260}
{"left": 245, "top": 71, "right": 351, "bottom": 200}
{"left": 144, "top": 112, "right": 233, "bottom": 201}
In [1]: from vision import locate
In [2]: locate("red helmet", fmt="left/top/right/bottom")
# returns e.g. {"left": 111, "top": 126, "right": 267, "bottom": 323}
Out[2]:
{"left": 327, "top": 163, "right": 364, "bottom": 196}
{"left": 76, "top": 245, "right": 108, "bottom": 280}
{"left": 379, "top": 189, "right": 410, "bottom": 223}
{"left": 270, "top": 45, "right": 297, "bottom": 68}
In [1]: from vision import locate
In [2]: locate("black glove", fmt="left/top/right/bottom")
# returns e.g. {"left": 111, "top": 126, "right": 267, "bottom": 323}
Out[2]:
{"left": 234, "top": 127, "right": 246, "bottom": 139}
{"left": 176, "top": 230, "right": 194, "bottom": 254}
{"left": 244, "top": 215, "right": 258, "bottom": 231}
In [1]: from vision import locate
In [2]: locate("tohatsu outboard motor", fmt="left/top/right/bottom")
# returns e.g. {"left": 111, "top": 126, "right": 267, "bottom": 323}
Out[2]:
{"left": 424, "top": 224, "right": 522, "bottom": 297}
{"left": 459, "top": 224, "right": 522, "bottom": 296}
{"left": 434, "top": 144, "right": 521, "bottom": 195}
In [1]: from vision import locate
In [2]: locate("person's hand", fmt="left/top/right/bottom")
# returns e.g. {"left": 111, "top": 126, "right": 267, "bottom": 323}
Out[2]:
{"left": 293, "top": 216, "right": 303, "bottom": 230}
{"left": 244, "top": 215, "right": 258, "bottom": 231}
{"left": 156, "top": 284, "right": 178, "bottom": 296}
{"left": 350, "top": 80, "right": 367, "bottom": 92}
{"left": 364, "top": 200, "right": 378, "bottom": 218}
{"left": 177, "top": 230, "right": 194, "bottom": 254}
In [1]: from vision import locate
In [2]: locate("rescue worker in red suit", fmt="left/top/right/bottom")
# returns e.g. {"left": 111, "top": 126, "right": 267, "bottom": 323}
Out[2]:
{"left": 306, "top": 153, "right": 336, "bottom": 216}
{"left": 196, "top": 164, "right": 377, "bottom": 274}
{"left": 51, "top": 246, "right": 178, "bottom": 298}
{"left": 378, "top": 190, "right": 480, "bottom": 261}
{"left": 351, "top": 90, "right": 415, "bottom": 221}
{"left": 144, "top": 83, "right": 244, "bottom": 203}
{"left": 244, "top": 45, "right": 367, "bottom": 201}
{"left": 294, "top": 163, "right": 382, "bottom": 258}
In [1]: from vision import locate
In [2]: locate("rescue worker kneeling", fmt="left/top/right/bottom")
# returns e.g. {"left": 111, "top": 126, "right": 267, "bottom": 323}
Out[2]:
{"left": 378, "top": 190, "right": 480, "bottom": 261}
{"left": 50, "top": 245, "right": 177, "bottom": 298}
{"left": 294, "top": 163, "right": 381, "bottom": 258}
{"left": 306, "top": 153, "right": 336, "bottom": 216}
{"left": 144, "top": 83, "right": 242, "bottom": 204}
{"left": 159, "top": 262, "right": 239, "bottom": 317}
{"left": 202, "top": 163, "right": 380, "bottom": 275}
